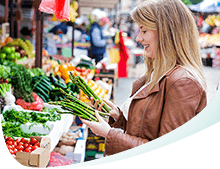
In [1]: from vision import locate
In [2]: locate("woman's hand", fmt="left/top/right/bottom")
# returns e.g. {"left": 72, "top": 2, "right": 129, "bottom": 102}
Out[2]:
{"left": 89, "top": 97, "right": 120, "bottom": 121}
{"left": 79, "top": 111, "right": 111, "bottom": 138}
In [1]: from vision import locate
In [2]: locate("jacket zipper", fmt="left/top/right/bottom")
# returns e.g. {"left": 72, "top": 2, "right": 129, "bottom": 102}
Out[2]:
{"left": 138, "top": 96, "right": 152, "bottom": 137}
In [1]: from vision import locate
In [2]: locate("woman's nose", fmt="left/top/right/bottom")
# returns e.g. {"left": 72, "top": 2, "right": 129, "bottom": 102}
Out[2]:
{"left": 136, "top": 33, "right": 143, "bottom": 42}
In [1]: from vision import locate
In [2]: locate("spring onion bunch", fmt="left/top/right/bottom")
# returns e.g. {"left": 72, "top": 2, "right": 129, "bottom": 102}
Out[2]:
{"left": 69, "top": 72, "right": 111, "bottom": 114}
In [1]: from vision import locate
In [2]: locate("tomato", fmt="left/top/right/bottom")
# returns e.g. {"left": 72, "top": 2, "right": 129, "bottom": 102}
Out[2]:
{"left": 13, "top": 148, "right": 18, "bottom": 155}
{"left": 17, "top": 145, "right": 24, "bottom": 151}
{"left": 7, "top": 137, "right": 13, "bottom": 142}
{"left": 18, "top": 142, "right": 24, "bottom": 146}
{"left": 23, "top": 143, "right": 29, "bottom": 148}
{"left": 15, "top": 138, "right": 20, "bottom": 143}
{"left": 13, "top": 141, "right": 18, "bottom": 147}
{"left": 26, "top": 140, "right": 30, "bottom": 144}
{"left": 20, "top": 138, "right": 26, "bottom": 143}
{"left": 31, "top": 145, "right": 38, "bottom": 151}
{"left": 34, "top": 142, "right": 40, "bottom": 147}
{"left": 30, "top": 138, "right": 38, "bottom": 145}
{"left": 24, "top": 146, "right": 32, "bottom": 153}
{"left": 6, "top": 141, "right": 13, "bottom": 145}
{"left": 9, "top": 149, "right": 15, "bottom": 155}
{"left": 7, "top": 145, "right": 13, "bottom": 150}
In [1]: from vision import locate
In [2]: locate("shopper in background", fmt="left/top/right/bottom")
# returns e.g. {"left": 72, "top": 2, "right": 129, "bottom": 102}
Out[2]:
{"left": 90, "top": 17, "right": 112, "bottom": 64}
{"left": 81, "top": 0, "right": 207, "bottom": 156}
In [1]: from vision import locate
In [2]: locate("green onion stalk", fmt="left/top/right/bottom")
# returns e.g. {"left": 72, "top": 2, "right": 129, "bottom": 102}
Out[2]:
{"left": 69, "top": 72, "right": 111, "bottom": 114}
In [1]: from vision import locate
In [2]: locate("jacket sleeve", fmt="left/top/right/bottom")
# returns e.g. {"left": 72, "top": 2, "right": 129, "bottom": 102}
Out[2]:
{"left": 91, "top": 28, "right": 107, "bottom": 47}
{"left": 158, "top": 77, "right": 207, "bottom": 137}
{"left": 105, "top": 109, "right": 149, "bottom": 155}
{"left": 108, "top": 107, "right": 127, "bottom": 130}
{"left": 105, "top": 77, "right": 207, "bottom": 156}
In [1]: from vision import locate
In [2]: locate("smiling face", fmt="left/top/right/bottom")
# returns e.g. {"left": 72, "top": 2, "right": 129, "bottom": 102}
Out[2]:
{"left": 136, "top": 24, "right": 157, "bottom": 59}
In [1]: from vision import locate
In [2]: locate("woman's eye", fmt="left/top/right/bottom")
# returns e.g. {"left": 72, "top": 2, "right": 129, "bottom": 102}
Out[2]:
{"left": 142, "top": 31, "right": 147, "bottom": 34}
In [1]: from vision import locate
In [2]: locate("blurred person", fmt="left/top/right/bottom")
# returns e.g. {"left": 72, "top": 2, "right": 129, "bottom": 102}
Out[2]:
{"left": 90, "top": 16, "right": 113, "bottom": 64}
{"left": 80, "top": 0, "right": 207, "bottom": 156}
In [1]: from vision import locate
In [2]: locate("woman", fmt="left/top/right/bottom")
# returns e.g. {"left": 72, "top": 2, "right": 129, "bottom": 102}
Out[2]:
{"left": 80, "top": 0, "right": 207, "bottom": 156}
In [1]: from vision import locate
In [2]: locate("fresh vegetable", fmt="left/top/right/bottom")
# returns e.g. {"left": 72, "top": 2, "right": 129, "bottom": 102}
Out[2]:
{"left": 69, "top": 72, "right": 111, "bottom": 114}
{"left": 4, "top": 136, "right": 41, "bottom": 156}
{"left": 48, "top": 89, "right": 109, "bottom": 122}
{"left": 2, "top": 108, "right": 61, "bottom": 126}
{"left": 10, "top": 64, "right": 34, "bottom": 103}
{"left": 2, "top": 121, "right": 46, "bottom": 138}
{"left": 0, "top": 83, "right": 11, "bottom": 97}
{"left": 0, "top": 65, "right": 10, "bottom": 79}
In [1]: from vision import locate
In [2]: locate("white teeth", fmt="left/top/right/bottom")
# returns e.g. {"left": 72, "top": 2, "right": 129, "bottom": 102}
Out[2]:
{"left": 145, "top": 45, "right": 150, "bottom": 48}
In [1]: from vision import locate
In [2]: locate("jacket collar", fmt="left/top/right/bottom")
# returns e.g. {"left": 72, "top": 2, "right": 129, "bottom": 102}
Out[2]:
{"left": 130, "top": 66, "right": 180, "bottom": 99}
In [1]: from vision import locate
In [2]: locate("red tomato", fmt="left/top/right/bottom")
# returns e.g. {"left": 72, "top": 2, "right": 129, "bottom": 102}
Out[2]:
{"left": 18, "top": 142, "right": 24, "bottom": 146}
{"left": 20, "top": 138, "right": 26, "bottom": 143}
{"left": 26, "top": 140, "right": 30, "bottom": 144}
{"left": 31, "top": 145, "right": 38, "bottom": 151}
{"left": 23, "top": 143, "right": 29, "bottom": 148}
{"left": 7, "top": 137, "right": 13, "bottom": 142}
{"left": 24, "top": 148, "right": 31, "bottom": 153}
{"left": 30, "top": 138, "right": 38, "bottom": 145}
{"left": 13, "top": 148, "right": 18, "bottom": 155}
{"left": 13, "top": 141, "right": 17, "bottom": 147}
{"left": 15, "top": 138, "right": 20, "bottom": 143}
{"left": 34, "top": 142, "right": 40, "bottom": 147}
{"left": 9, "top": 149, "right": 15, "bottom": 155}
{"left": 7, "top": 145, "right": 13, "bottom": 150}
{"left": 6, "top": 141, "right": 13, "bottom": 145}
{"left": 17, "top": 145, "right": 24, "bottom": 151}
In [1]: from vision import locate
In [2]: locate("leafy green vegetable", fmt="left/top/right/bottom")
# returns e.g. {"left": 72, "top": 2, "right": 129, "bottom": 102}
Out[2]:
{"left": 1, "top": 121, "right": 46, "bottom": 139}
{"left": 27, "top": 68, "right": 46, "bottom": 77}
{"left": 10, "top": 64, "right": 34, "bottom": 102}
{"left": 0, "top": 65, "right": 10, "bottom": 79}
{"left": 2, "top": 109, "right": 61, "bottom": 138}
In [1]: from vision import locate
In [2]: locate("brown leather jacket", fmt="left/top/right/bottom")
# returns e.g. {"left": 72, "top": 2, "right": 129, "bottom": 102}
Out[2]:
{"left": 105, "top": 66, "right": 207, "bottom": 155}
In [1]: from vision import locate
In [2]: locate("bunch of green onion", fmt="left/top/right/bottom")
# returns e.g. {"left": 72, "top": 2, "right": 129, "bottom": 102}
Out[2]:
{"left": 48, "top": 89, "right": 109, "bottom": 122}
{"left": 69, "top": 72, "right": 111, "bottom": 114}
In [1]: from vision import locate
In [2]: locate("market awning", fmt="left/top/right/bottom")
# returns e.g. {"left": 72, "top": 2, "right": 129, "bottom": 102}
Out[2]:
{"left": 79, "top": 0, "right": 120, "bottom": 9}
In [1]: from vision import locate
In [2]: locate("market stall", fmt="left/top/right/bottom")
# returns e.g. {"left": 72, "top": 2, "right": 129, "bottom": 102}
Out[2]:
{"left": 0, "top": 0, "right": 124, "bottom": 166}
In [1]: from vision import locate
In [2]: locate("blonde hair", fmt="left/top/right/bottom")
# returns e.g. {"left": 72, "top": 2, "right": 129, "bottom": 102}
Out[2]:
{"left": 130, "top": 0, "right": 207, "bottom": 92}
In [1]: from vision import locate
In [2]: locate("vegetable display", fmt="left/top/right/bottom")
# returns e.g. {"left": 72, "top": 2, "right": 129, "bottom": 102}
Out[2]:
{"left": 4, "top": 136, "right": 40, "bottom": 157}
{"left": 69, "top": 72, "right": 111, "bottom": 114}
{"left": 31, "top": 73, "right": 79, "bottom": 103}
{"left": 2, "top": 121, "right": 46, "bottom": 138}
{"left": 48, "top": 89, "right": 109, "bottom": 122}
{"left": 2, "top": 108, "right": 61, "bottom": 138}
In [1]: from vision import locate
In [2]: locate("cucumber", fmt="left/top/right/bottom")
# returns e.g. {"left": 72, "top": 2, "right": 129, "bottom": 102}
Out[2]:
{"left": 34, "top": 85, "right": 50, "bottom": 99}
{"left": 41, "top": 78, "right": 53, "bottom": 86}
{"left": 36, "top": 93, "right": 47, "bottom": 103}
{"left": 40, "top": 81, "right": 53, "bottom": 91}
{"left": 36, "top": 83, "right": 50, "bottom": 94}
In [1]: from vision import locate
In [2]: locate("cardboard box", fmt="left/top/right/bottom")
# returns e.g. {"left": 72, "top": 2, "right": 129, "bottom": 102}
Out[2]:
{"left": 16, "top": 136, "right": 51, "bottom": 168}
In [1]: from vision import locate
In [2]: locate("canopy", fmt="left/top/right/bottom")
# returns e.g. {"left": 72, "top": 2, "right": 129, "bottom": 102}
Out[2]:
{"left": 189, "top": 0, "right": 220, "bottom": 12}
